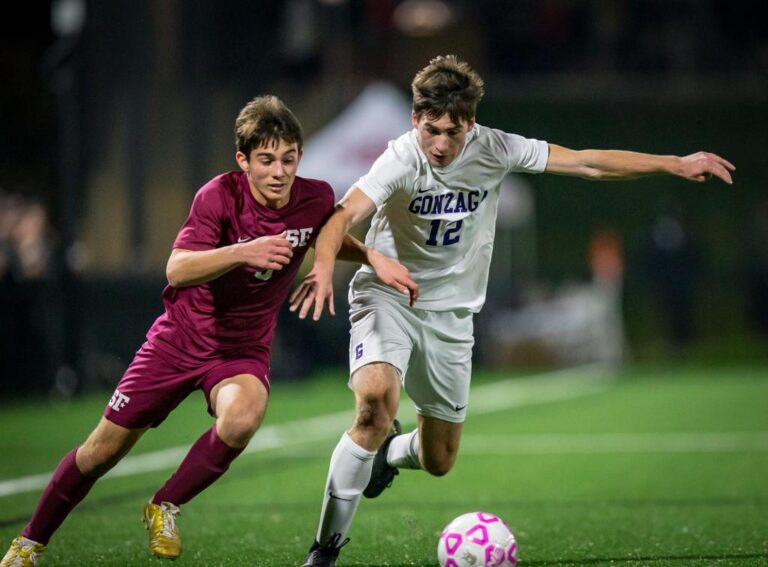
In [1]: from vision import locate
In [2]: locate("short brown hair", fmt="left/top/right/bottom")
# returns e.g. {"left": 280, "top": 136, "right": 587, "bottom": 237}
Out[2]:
{"left": 411, "top": 55, "right": 485, "bottom": 123}
{"left": 235, "top": 95, "right": 304, "bottom": 157}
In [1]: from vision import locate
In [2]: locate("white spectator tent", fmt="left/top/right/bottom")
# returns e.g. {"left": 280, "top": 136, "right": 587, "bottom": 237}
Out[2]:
{"left": 299, "top": 82, "right": 413, "bottom": 199}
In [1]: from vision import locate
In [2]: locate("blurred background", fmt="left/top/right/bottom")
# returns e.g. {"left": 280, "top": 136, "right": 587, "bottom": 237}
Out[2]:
{"left": 1, "top": 0, "right": 767, "bottom": 399}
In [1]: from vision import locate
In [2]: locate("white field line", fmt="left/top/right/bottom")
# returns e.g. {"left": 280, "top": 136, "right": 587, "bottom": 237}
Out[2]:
{"left": 459, "top": 432, "right": 768, "bottom": 455}
{"left": 0, "top": 365, "right": 612, "bottom": 498}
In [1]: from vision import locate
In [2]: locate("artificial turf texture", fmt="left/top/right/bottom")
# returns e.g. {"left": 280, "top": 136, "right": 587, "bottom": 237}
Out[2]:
{"left": 1, "top": 365, "right": 766, "bottom": 566}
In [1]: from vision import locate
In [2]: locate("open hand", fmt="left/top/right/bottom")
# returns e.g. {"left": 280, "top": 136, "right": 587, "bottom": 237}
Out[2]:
{"left": 679, "top": 152, "right": 735, "bottom": 184}
{"left": 289, "top": 265, "right": 335, "bottom": 321}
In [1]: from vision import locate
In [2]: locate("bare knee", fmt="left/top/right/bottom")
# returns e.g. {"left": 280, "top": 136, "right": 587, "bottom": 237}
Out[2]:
{"left": 350, "top": 364, "right": 400, "bottom": 447}
{"left": 354, "top": 393, "right": 394, "bottom": 437}
{"left": 78, "top": 424, "right": 142, "bottom": 477}
{"left": 216, "top": 405, "right": 262, "bottom": 448}
{"left": 76, "top": 443, "right": 121, "bottom": 477}
{"left": 211, "top": 375, "right": 268, "bottom": 448}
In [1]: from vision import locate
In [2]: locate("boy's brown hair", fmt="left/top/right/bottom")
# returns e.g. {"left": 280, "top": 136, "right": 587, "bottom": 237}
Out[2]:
{"left": 411, "top": 55, "right": 485, "bottom": 124}
{"left": 235, "top": 95, "right": 304, "bottom": 157}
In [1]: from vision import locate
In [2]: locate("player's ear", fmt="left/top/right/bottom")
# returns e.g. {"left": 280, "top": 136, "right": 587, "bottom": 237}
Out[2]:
{"left": 411, "top": 111, "right": 419, "bottom": 128}
{"left": 235, "top": 151, "right": 249, "bottom": 172}
{"left": 466, "top": 117, "right": 476, "bottom": 130}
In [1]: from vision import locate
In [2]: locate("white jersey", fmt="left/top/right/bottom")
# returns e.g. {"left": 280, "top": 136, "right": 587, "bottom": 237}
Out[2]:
{"left": 352, "top": 124, "right": 548, "bottom": 313}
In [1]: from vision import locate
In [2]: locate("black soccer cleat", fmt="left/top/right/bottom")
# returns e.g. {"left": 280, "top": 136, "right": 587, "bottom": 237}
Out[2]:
{"left": 363, "top": 418, "right": 402, "bottom": 499}
{"left": 302, "top": 533, "right": 349, "bottom": 567}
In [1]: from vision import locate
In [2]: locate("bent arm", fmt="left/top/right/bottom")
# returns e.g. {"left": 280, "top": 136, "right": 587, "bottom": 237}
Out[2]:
{"left": 314, "top": 187, "right": 377, "bottom": 273}
{"left": 166, "top": 233, "right": 293, "bottom": 288}
{"left": 289, "top": 187, "right": 418, "bottom": 320}
{"left": 166, "top": 247, "right": 243, "bottom": 288}
{"left": 545, "top": 144, "right": 734, "bottom": 184}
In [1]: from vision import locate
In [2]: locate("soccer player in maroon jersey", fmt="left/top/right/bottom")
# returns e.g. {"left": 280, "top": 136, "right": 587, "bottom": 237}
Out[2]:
{"left": 0, "top": 95, "right": 418, "bottom": 567}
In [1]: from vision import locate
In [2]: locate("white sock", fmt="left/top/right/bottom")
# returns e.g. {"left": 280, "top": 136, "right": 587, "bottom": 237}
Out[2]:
{"left": 316, "top": 432, "right": 376, "bottom": 545}
{"left": 386, "top": 429, "right": 421, "bottom": 469}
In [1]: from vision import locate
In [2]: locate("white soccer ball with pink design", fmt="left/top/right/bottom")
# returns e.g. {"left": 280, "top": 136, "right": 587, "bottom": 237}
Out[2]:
{"left": 437, "top": 511, "right": 518, "bottom": 567}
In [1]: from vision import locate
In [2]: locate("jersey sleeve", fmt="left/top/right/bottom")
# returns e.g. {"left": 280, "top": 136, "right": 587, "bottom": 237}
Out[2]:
{"left": 354, "top": 141, "right": 415, "bottom": 207}
{"left": 500, "top": 131, "right": 549, "bottom": 174}
{"left": 173, "top": 184, "right": 227, "bottom": 250}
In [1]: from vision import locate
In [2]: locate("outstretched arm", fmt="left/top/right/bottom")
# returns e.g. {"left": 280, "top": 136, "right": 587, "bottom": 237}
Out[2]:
{"left": 545, "top": 144, "right": 735, "bottom": 184}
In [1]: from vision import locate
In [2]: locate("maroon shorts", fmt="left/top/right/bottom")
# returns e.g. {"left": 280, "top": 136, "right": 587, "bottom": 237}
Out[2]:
{"left": 103, "top": 340, "right": 271, "bottom": 429}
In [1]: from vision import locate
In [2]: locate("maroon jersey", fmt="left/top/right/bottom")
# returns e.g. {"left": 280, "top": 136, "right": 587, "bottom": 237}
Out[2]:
{"left": 146, "top": 171, "right": 334, "bottom": 361}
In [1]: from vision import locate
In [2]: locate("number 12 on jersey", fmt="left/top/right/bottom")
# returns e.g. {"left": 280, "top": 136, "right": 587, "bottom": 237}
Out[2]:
{"left": 426, "top": 219, "right": 463, "bottom": 246}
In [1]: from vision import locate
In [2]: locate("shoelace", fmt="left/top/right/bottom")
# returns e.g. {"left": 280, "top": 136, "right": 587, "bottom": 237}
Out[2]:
{"left": 320, "top": 532, "right": 350, "bottom": 553}
{"left": 159, "top": 503, "right": 180, "bottom": 538}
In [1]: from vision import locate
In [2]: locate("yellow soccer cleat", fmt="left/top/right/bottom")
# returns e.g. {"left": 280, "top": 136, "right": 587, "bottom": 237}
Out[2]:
{"left": 0, "top": 536, "right": 46, "bottom": 567}
{"left": 142, "top": 501, "right": 182, "bottom": 560}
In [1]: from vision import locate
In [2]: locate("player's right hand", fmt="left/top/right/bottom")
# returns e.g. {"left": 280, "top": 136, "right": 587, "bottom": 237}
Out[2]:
{"left": 239, "top": 231, "right": 293, "bottom": 271}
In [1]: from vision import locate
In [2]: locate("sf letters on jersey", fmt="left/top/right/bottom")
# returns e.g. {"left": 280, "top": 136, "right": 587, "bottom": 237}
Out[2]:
{"left": 253, "top": 227, "right": 314, "bottom": 281}
{"left": 108, "top": 389, "right": 131, "bottom": 412}
{"left": 285, "top": 228, "right": 313, "bottom": 248}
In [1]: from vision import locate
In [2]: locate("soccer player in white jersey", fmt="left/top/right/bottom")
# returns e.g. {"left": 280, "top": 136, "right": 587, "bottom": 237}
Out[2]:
{"left": 290, "top": 55, "right": 735, "bottom": 566}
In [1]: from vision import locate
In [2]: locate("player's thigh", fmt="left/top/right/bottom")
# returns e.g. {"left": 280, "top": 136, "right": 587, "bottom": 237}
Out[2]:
{"left": 405, "top": 309, "right": 474, "bottom": 424}
{"left": 78, "top": 417, "right": 147, "bottom": 474}
{"left": 104, "top": 342, "right": 199, "bottom": 429}
{"left": 204, "top": 354, "right": 271, "bottom": 420}
{"left": 348, "top": 290, "right": 413, "bottom": 386}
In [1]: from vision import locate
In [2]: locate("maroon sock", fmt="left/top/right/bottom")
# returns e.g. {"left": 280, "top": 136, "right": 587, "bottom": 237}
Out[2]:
{"left": 22, "top": 448, "right": 98, "bottom": 545}
{"left": 152, "top": 426, "right": 243, "bottom": 506}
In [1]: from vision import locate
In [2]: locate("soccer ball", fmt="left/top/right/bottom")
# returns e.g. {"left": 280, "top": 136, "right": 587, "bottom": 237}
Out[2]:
{"left": 437, "top": 511, "right": 517, "bottom": 567}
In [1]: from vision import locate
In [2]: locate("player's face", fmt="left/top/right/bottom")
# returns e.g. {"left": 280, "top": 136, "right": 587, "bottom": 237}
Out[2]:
{"left": 413, "top": 112, "right": 475, "bottom": 168}
{"left": 237, "top": 140, "right": 302, "bottom": 209}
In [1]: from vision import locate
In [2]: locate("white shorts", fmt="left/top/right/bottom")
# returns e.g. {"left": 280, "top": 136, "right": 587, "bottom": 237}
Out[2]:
{"left": 347, "top": 289, "right": 474, "bottom": 423}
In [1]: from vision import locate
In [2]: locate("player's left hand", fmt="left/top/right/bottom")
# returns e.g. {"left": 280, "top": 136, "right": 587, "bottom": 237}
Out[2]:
{"left": 289, "top": 264, "right": 335, "bottom": 321}
{"left": 368, "top": 249, "right": 419, "bottom": 306}
{"left": 678, "top": 152, "right": 735, "bottom": 184}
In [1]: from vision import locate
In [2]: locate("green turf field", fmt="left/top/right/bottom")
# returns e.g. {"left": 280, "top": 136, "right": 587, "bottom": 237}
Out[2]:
{"left": 1, "top": 365, "right": 767, "bottom": 566}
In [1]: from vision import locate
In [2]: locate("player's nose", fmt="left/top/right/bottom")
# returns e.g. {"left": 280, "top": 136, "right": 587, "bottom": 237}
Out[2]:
{"left": 435, "top": 135, "right": 452, "bottom": 151}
